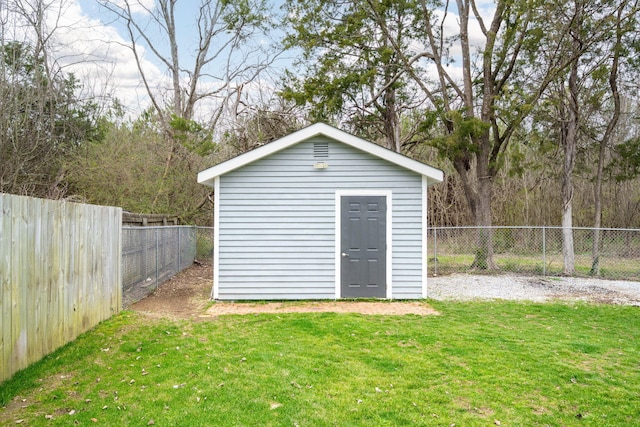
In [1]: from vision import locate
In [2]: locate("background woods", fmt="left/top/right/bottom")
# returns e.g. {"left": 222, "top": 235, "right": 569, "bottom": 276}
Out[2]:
{"left": 0, "top": 0, "right": 639, "bottom": 231}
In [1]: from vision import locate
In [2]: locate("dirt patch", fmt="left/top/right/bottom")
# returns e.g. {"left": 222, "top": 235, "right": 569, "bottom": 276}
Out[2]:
{"left": 203, "top": 301, "right": 438, "bottom": 316}
{"left": 130, "top": 262, "right": 439, "bottom": 318}
{"left": 130, "top": 261, "right": 213, "bottom": 319}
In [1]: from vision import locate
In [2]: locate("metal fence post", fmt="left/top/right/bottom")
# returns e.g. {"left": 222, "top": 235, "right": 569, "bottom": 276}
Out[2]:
{"left": 155, "top": 227, "right": 159, "bottom": 290}
{"left": 178, "top": 227, "right": 181, "bottom": 271}
{"left": 542, "top": 226, "right": 546, "bottom": 277}
{"left": 434, "top": 228, "right": 438, "bottom": 276}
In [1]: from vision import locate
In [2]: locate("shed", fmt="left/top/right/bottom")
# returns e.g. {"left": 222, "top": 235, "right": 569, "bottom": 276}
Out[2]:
{"left": 197, "top": 123, "right": 443, "bottom": 300}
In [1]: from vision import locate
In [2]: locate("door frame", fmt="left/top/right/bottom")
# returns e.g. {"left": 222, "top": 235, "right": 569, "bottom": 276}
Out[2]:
{"left": 335, "top": 190, "right": 393, "bottom": 299}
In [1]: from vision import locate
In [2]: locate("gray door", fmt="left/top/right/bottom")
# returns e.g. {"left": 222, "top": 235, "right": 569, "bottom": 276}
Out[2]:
{"left": 340, "top": 196, "right": 387, "bottom": 298}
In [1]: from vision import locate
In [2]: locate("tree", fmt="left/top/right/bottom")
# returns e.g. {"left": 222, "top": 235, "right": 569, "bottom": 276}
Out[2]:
{"left": 361, "top": 0, "right": 586, "bottom": 268}
{"left": 98, "top": 0, "right": 277, "bottom": 127}
{"left": 530, "top": 0, "right": 638, "bottom": 274}
{"left": 97, "top": 0, "right": 280, "bottom": 211}
{"left": 0, "top": 39, "right": 102, "bottom": 197}
{"left": 282, "top": 0, "right": 423, "bottom": 152}
{"left": 0, "top": 0, "right": 108, "bottom": 198}
{"left": 558, "top": 0, "right": 583, "bottom": 275}
{"left": 66, "top": 115, "right": 214, "bottom": 224}
{"left": 589, "top": 1, "right": 638, "bottom": 275}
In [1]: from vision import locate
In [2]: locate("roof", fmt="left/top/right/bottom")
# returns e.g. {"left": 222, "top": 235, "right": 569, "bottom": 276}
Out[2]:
{"left": 197, "top": 122, "right": 444, "bottom": 187}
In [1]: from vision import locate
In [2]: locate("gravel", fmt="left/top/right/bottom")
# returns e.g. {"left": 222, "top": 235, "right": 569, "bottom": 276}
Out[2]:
{"left": 428, "top": 274, "right": 640, "bottom": 306}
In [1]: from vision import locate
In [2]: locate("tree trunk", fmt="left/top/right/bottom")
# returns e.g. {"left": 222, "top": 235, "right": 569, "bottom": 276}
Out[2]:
{"left": 473, "top": 179, "right": 496, "bottom": 270}
{"left": 590, "top": 138, "right": 605, "bottom": 275}
{"left": 380, "top": 54, "right": 402, "bottom": 153}
{"left": 591, "top": 4, "right": 623, "bottom": 276}
{"left": 561, "top": 92, "right": 577, "bottom": 275}
{"left": 382, "top": 86, "right": 401, "bottom": 153}
{"left": 561, "top": 3, "right": 582, "bottom": 276}
{"left": 472, "top": 136, "right": 497, "bottom": 270}
{"left": 452, "top": 145, "right": 497, "bottom": 270}
{"left": 561, "top": 196, "right": 575, "bottom": 275}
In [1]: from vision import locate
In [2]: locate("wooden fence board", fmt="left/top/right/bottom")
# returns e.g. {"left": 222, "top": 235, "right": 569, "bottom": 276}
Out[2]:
{"left": 113, "top": 209, "right": 122, "bottom": 313}
{"left": 0, "top": 194, "right": 11, "bottom": 382}
{"left": 10, "top": 196, "right": 26, "bottom": 374}
{"left": 43, "top": 199, "right": 56, "bottom": 356}
{"left": 50, "top": 200, "right": 65, "bottom": 357}
{"left": 0, "top": 194, "right": 122, "bottom": 384}
{"left": 26, "top": 198, "right": 38, "bottom": 367}
{"left": 34, "top": 199, "right": 45, "bottom": 367}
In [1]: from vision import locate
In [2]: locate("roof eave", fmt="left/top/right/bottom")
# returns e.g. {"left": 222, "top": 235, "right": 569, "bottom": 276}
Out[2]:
{"left": 197, "top": 123, "right": 444, "bottom": 187}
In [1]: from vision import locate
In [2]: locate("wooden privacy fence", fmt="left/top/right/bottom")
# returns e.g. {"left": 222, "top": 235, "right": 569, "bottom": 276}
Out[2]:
{"left": 0, "top": 194, "right": 122, "bottom": 383}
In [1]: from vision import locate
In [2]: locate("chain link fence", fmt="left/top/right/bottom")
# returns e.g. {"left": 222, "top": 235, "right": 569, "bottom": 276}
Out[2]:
{"left": 428, "top": 227, "right": 640, "bottom": 281}
{"left": 122, "top": 226, "right": 214, "bottom": 307}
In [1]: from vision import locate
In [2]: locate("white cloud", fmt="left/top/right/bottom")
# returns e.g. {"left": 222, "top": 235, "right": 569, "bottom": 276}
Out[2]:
{"left": 410, "top": 5, "right": 494, "bottom": 60}
{"left": 6, "top": 0, "right": 162, "bottom": 114}
{"left": 57, "top": 1, "right": 162, "bottom": 112}
{"left": 107, "top": 0, "right": 155, "bottom": 16}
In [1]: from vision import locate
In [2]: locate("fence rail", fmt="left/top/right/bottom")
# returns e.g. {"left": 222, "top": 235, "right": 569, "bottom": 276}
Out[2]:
{"left": 428, "top": 226, "right": 640, "bottom": 281}
{"left": 122, "top": 226, "right": 213, "bottom": 307}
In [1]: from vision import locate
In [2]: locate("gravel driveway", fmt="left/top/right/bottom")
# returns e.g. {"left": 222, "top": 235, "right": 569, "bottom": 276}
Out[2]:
{"left": 428, "top": 274, "right": 640, "bottom": 306}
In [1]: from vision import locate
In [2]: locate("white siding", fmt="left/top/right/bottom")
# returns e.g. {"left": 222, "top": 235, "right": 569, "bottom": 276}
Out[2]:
{"left": 217, "top": 136, "right": 424, "bottom": 300}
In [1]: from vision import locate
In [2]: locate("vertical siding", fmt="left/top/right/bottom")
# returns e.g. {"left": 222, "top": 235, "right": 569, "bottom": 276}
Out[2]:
{"left": 0, "top": 194, "right": 122, "bottom": 383}
{"left": 217, "top": 136, "right": 424, "bottom": 300}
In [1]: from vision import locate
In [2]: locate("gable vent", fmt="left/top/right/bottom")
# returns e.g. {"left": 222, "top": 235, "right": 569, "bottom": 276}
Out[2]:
{"left": 313, "top": 142, "right": 329, "bottom": 158}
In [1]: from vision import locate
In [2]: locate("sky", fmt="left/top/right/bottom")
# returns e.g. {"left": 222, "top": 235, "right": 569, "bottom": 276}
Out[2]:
{"left": 3, "top": 0, "right": 495, "bottom": 120}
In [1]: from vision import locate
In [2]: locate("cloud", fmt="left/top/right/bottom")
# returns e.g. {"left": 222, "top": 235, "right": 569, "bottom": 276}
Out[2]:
{"left": 0, "top": 0, "right": 168, "bottom": 114}
{"left": 20, "top": 0, "right": 163, "bottom": 114}
{"left": 8, "top": 0, "right": 275, "bottom": 119}
{"left": 107, "top": 0, "right": 155, "bottom": 16}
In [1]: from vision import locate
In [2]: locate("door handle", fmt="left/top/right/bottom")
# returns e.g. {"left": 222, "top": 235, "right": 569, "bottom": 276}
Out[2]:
{"left": 341, "top": 252, "right": 349, "bottom": 257}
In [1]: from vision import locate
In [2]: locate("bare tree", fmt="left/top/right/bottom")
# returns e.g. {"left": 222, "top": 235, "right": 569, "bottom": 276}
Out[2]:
{"left": 537, "top": 0, "right": 638, "bottom": 274}
{"left": 0, "top": 0, "right": 101, "bottom": 198}
{"left": 97, "top": 0, "right": 279, "bottom": 210}
{"left": 98, "top": 0, "right": 278, "bottom": 127}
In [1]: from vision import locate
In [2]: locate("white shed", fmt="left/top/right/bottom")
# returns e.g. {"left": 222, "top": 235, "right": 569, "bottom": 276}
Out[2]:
{"left": 197, "top": 123, "right": 443, "bottom": 300}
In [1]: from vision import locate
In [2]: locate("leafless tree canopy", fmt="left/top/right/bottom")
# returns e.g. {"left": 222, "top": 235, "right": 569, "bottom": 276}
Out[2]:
{"left": 98, "top": 0, "right": 279, "bottom": 129}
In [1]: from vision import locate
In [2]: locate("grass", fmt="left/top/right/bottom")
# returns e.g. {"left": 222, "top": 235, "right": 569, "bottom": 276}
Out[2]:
{"left": 1, "top": 302, "right": 640, "bottom": 426}
{"left": 433, "top": 253, "right": 640, "bottom": 280}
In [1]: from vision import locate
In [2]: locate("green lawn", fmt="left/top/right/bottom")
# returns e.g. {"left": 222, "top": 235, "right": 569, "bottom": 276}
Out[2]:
{"left": 432, "top": 253, "right": 640, "bottom": 280}
{"left": 1, "top": 302, "right": 639, "bottom": 426}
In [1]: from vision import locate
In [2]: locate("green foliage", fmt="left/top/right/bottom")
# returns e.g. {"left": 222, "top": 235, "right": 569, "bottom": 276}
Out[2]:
{"left": 425, "top": 110, "right": 490, "bottom": 160}
{"left": 168, "top": 115, "right": 216, "bottom": 156}
{"left": 0, "top": 41, "right": 104, "bottom": 197}
{"left": 2, "top": 41, "right": 39, "bottom": 77}
{"left": 196, "top": 233, "right": 214, "bottom": 258}
{"left": 610, "top": 137, "right": 640, "bottom": 182}
{"left": 65, "top": 118, "right": 213, "bottom": 224}
{"left": 2, "top": 304, "right": 640, "bottom": 425}
{"left": 221, "top": 0, "right": 271, "bottom": 37}
{"left": 281, "top": 0, "right": 420, "bottom": 142}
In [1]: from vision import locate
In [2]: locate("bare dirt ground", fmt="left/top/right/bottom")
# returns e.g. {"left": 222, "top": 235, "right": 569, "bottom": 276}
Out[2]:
{"left": 130, "top": 262, "right": 439, "bottom": 318}
{"left": 131, "top": 262, "right": 640, "bottom": 320}
{"left": 130, "top": 262, "right": 214, "bottom": 319}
